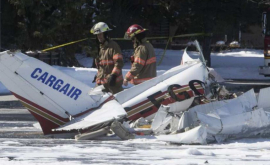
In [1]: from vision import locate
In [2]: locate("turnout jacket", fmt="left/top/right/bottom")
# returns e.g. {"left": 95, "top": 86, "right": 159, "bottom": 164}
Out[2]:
{"left": 95, "top": 39, "right": 123, "bottom": 93}
{"left": 125, "top": 38, "right": 156, "bottom": 85}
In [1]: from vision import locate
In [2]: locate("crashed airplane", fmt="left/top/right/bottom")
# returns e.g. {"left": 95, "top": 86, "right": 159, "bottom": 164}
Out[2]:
{"left": 154, "top": 87, "right": 270, "bottom": 144}
{"left": 0, "top": 40, "right": 210, "bottom": 137}
{"left": 0, "top": 40, "right": 268, "bottom": 144}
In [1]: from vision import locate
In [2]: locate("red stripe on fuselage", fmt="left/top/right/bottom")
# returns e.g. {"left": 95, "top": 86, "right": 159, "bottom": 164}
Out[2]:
{"left": 29, "top": 111, "right": 61, "bottom": 134}
{"left": 12, "top": 92, "right": 69, "bottom": 122}
{"left": 11, "top": 92, "right": 115, "bottom": 135}
{"left": 127, "top": 84, "right": 192, "bottom": 111}
{"left": 127, "top": 84, "right": 204, "bottom": 121}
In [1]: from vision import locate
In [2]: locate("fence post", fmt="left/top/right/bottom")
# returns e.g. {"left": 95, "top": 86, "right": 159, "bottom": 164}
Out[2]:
{"left": 50, "top": 52, "right": 53, "bottom": 65}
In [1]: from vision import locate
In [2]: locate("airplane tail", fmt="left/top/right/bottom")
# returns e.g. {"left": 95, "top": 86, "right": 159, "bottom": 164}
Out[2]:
{"left": 181, "top": 40, "right": 224, "bottom": 82}
{"left": 0, "top": 51, "right": 111, "bottom": 134}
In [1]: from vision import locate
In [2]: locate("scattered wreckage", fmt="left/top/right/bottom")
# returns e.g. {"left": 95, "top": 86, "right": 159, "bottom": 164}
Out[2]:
{"left": 0, "top": 40, "right": 268, "bottom": 144}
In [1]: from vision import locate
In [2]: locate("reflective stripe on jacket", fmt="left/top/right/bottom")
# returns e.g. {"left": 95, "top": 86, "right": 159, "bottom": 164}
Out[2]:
{"left": 95, "top": 39, "right": 124, "bottom": 87}
{"left": 125, "top": 38, "right": 156, "bottom": 85}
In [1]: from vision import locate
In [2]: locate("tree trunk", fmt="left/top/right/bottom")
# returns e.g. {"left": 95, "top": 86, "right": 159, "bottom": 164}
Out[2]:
{"left": 168, "top": 24, "right": 179, "bottom": 49}
{"left": 202, "top": 8, "right": 214, "bottom": 67}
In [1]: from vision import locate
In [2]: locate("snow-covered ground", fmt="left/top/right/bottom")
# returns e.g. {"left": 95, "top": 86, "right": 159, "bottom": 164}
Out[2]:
{"left": 1, "top": 128, "right": 270, "bottom": 165}
{"left": 0, "top": 48, "right": 270, "bottom": 165}
{"left": 1, "top": 111, "right": 270, "bottom": 165}
{"left": 0, "top": 138, "right": 270, "bottom": 165}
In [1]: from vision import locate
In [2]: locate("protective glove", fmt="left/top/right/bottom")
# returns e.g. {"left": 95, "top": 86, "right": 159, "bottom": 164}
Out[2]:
{"left": 109, "top": 74, "right": 117, "bottom": 87}
{"left": 92, "top": 75, "right": 97, "bottom": 83}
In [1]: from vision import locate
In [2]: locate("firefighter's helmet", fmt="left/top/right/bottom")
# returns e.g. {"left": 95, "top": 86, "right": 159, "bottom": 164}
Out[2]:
{"left": 90, "top": 22, "right": 112, "bottom": 35}
{"left": 124, "top": 24, "right": 147, "bottom": 39}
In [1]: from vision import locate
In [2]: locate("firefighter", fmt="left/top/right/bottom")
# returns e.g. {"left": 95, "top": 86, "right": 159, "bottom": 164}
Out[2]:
{"left": 123, "top": 24, "right": 156, "bottom": 86}
{"left": 90, "top": 22, "right": 124, "bottom": 94}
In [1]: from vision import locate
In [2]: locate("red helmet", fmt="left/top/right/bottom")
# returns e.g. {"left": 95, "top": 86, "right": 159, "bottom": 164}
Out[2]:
{"left": 124, "top": 24, "right": 147, "bottom": 40}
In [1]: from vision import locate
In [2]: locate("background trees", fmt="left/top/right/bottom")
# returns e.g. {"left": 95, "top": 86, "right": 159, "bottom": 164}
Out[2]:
{"left": 2, "top": 0, "right": 270, "bottom": 66}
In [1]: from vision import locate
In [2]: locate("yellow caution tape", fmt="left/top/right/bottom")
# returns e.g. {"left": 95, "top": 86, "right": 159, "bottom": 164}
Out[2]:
{"left": 41, "top": 33, "right": 211, "bottom": 52}
{"left": 158, "top": 37, "right": 172, "bottom": 66}
{"left": 156, "top": 33, "right": 212, "bottom": 65}
{"left": 111, "top": 33, "right": 210, "bottom": 40}
{"left": 147, "top": 33, "right": 209, "bottom": 40}
{"left": 42, "top": 38, "right": 89, "bottom": 52}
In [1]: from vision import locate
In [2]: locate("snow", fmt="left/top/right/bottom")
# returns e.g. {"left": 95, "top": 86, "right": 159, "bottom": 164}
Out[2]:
{"left": 51, "top": 49, "right": 270, "bottom": 87}
{"left": 1, "top": 137, "right": 270, "bottom": 164}
{"left": 0, "top": 48, "right": 267, "bottom": 95}
{"left": 216, "top": 41, "right": 225, "bottom": 45}
{"left": 0, "top": 48, "right": 270, "bottom": 164}
{"left": 41, "top": 48, "right": 270, "bottom": 83}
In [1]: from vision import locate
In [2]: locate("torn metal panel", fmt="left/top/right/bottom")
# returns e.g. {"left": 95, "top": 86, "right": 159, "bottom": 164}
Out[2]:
{"left": 196, "top": 111, "right": 222, "bottom": 135}
{"left": 215, "top": 89, "right": 257, "bottom": 117}
{"left": 168, "top": 98, "right": 194, "bottom": 113}
{"left": 258, "top": 87, "right": 270, "bottom": 109}
{"left": 156, "top": 126, "right": 207, "bottom": 145}
{"left": 220, "top": 108, "right": 270, "bottom": 135}
{"left": 195, "top": 89, "right": 259, "bottom": 135}
{"left": 156, "top": 88, "right": 270, "bottom": 144}
{"left": 208, "top": 67, "right": 225, "bottom": 83}
{"left": 177, "top": 111, "right": 190, "bottom": 132}
{"left": 151, "top": 105, "right": 173, "bottom": 135}
{"left": 184, "top": 100, "right": 228, "bottom": 129}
